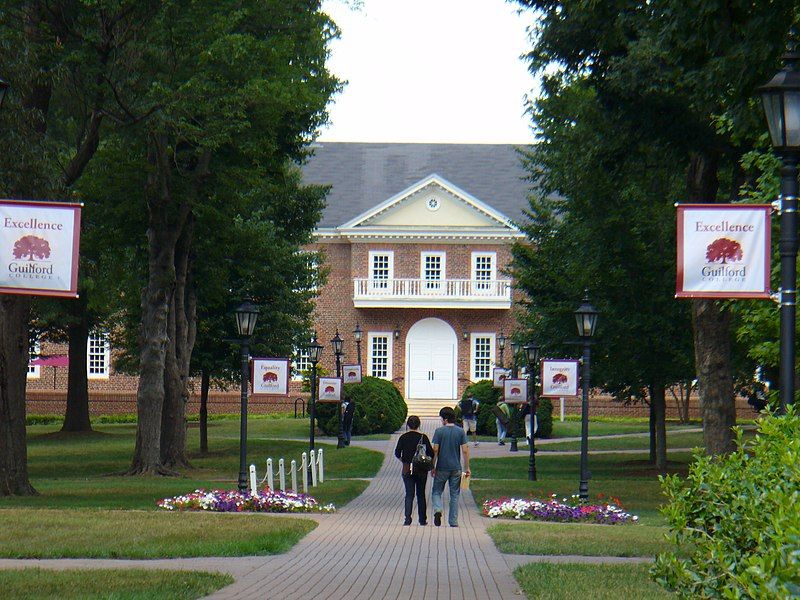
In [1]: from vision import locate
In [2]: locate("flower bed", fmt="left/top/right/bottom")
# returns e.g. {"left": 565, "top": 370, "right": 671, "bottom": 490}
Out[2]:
{"left": 157, "top": 488, "right": 336, "bottom": 513}
{"left": 483, "top": 494, "right": 637, "bottom": 524}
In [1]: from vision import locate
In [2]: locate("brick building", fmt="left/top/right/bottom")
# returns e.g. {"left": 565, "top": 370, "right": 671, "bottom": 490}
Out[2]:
{"left": 301, "top": 143, "right": 530, "bottom": 416}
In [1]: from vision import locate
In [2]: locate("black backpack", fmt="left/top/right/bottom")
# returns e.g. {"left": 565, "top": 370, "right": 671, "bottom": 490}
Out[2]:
{"left": 460, "top": 398, "right": 475, "bottom": 418}
{"left": 411, "top": 434, "right": 433, "bottom": 473}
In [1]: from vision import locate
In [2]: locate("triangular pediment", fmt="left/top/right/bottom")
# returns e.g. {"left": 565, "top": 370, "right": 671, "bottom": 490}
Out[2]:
{"left": 339, "top": 175, "right": 519, "bottom": 231}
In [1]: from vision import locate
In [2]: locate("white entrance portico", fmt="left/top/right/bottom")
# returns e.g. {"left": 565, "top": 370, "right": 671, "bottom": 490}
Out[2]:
{"left": 405, "top": 318, "right": 457, "bottom": 412}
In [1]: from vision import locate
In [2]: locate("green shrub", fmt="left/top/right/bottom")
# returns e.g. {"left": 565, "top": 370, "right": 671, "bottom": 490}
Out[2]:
{"left": 315, "top": 377, "right": 407, "bottom": 435}
{"left": 457, "top": 381, "right": 553, "bottom": 438}
{"left": 651, "top": 408, "right": 800, "bottom": 599}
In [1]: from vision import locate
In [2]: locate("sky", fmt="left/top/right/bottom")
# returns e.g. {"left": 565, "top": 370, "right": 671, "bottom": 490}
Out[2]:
{"left": 318, "top": 0, "right": 538, "bottom": 144}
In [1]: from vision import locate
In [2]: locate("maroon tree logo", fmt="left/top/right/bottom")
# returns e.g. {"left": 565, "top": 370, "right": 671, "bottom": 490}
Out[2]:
{"left": 511, "top": 387, "right": 521, "bottom": 395}
{"left": 706, "top": 238, "right": 743, "bottom": 264}
{"left": 262, "top": 372, "right": 278, "bottom": 383}
{"left": 347, "top": 371, "right": 356, "bottom": 378}
{"left": 13, "top": 235, "right": 51, "bottom": 260}
{"left": 552, "top": 373, "right": 568, "bottom": 384}
{"left": 324, "top": 385, "right": 335, "bottom": 394}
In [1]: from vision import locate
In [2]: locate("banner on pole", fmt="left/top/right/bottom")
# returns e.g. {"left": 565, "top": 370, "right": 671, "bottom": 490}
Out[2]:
{"left": 540, "top": 359, "right": 580, "bottom": 398}
{"left": 0, "top": 199, "right": 82, "bottom": 298}
{"left": 251, "top": 358, "right": 290, "bottom": 396}
{"left": 676, "top": 204, "right": 771, "bottom": 299}
{"left": 318, "top": 377, "right": 342, "bottom": 402}
{"left": 503, "top": 378, "right": 528, "bottom": 404}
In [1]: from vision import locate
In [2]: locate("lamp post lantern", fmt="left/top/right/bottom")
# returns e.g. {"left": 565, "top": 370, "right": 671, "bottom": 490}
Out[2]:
{"left": 234, "top": 300, "right": 259, "bottom": 493}
{"left": 759, "top": 45, "right": 800, "bottom": 411}
{"left": 353, "top": 323, "right": 363, "bottom": 365}
{"left": 575, "top": 293, "right": 599, "bottom": 500}
{"left": 524, "top": 341, "right": 540, "bottom": 481}
{"left": 306, "top": 333, "right": 324, "bottom": 481}
{"left": 0, "top": 78, "right": 9, "bottom": 110}
{"left": 331, "top": 330, "right": 346, "bottom": 449}
{"left": 498, "top": 332, "right": 506, "bottom": 368}
{"left": 509, "top": 339, "right": 521, "bottom": 452}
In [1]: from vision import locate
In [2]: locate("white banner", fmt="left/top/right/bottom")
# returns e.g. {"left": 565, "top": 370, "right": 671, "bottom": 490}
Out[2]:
{"left": 676, "top": 204, "right": 771, "bottom": 298}
{"left": 0, "top": 200, "right": 81, "bottom": 297}
{"left": 540, "top": 359, "right": 579, "bottom": 398}
{"left": 503, "top": 378, "right": 528, "bottom": 404}
{"left": 342, "top": 364, "right": 362, "bottom": 384}
{"left": 251, "top": 358, "right": 290, "bottom": 396}
{"left": 318, "top": 377, "right": 342, "bottom": 402}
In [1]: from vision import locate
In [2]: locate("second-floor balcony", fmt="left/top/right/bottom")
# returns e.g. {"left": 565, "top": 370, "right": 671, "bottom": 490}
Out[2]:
{"left": 353, "top": 278, "right": 512, "bottom": 309}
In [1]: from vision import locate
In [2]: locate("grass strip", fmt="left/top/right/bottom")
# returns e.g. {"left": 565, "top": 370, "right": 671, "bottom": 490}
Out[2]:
{"left": 488, "top": 521, "right": 676, "bottom": 557}
{"left": 0, "top": 508, "right": 316, "bottom": 558}
{"left": 514, "top": 562, "right": 671, "bottom": 599}
{"left": 0, "top": 568, "right": 233, "bottom": 600}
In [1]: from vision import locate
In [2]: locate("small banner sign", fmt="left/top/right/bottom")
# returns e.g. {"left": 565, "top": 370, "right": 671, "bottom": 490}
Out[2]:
{"left": 503, "top": 378, "right": 528, "bottom": 404}
{"left": 318, "top": 377, "right": 343, "bottom": 402}
{"left": 492, "top": 367, "right": 512, "bottom": 388}
{"left": 342, "top": 364, "right": 362, "bottom": 384}
{"left": 540, "top": 359, "right": 580, "bottom": 398}
{"left": 676, "top": 204, "right": 771, "bottom": 299}
{"left": 251, "top": 358, "right": 290, "bottom": 396}
{"left": 0, "top": 199, "right": 82, "bottom": 297}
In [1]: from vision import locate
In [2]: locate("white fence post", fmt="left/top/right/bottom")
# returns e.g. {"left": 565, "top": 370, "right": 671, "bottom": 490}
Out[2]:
{"left": 249, "top": 464, "right": 257, "bottom": 495}
{"left": 301, "top": 452, "right": 308, "bottom": 494}
{"left": 279, "top": 458, "right": 286, "bottom": 492}
{"left": 291, "top": 459, "right": 297, "bottom": 493}
{"left": 317, "top": 449, "right": 324, "bottom": 484}
{"left": 310, "top": 450, "right": 318, "bottom": 487}
{"left": 266, "top": 458, "right": 274, "bottom": 491}
{"left": 560, "top": 397, "right": 565, "bottom": 422}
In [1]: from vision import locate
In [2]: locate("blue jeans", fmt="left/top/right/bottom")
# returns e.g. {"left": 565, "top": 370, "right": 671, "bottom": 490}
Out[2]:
{"left": 496, "top": 418, "right": 506, "bottom": 442}
{"left": 431, "top": 469, "right": 461, "bottom": 526}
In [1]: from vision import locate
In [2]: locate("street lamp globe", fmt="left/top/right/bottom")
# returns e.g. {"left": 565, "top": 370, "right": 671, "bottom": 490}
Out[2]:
{"left": 498, "top": 332, "right": 506, "bottom": 350}
{"left": 234, "top": 300, "right": 259, "bottom": 337}
{"left": 0, "top": 78, "right": 9, "bottom": 110}
{"left": 574, "top": 294, "right": 599, "bottom": 338}
{"left": 352, "top": 323, "right": 363, "bottom": 343}
{"left": 331, "top": 330, "right": 344, "bottom": 357}
{"left": 307, "top": 334, "right": 324, "bottom": 365}
{"left": 524, "top": 341, "right": 540, "bottom": 366}
{"left": 510, "top": 340, "right": 521, "bottom": 358}
{"left": 760, "top": 48, "right": 800, "bottom": 154}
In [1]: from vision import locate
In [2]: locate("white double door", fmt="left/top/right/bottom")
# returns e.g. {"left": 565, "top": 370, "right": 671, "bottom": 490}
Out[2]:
{"left": 406, "top": 318, "right": 457, "bottom": 400}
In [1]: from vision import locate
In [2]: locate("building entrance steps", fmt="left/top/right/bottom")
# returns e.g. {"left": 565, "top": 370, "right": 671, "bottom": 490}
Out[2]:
{"left": 205, "top": 417, "right": 520, "bottom": 599}
{"left": 405, "top": 399, "right": 452, "bottom": 418}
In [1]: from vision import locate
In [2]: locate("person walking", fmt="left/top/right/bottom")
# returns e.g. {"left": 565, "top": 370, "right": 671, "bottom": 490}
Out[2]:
{"left": 492, "top": 400, "right": 510, "bottom": 446}
{"left": 458, "top": 394, "right": 480, "bottom": 447}
{"left": 431, "top": 406, "right": 470, "bottom": 527}
{"left": 394, "top": 415, "right": 433, "bottom": 526}
{"left": 342, "top": 397, "right": 355, "bottom": 446}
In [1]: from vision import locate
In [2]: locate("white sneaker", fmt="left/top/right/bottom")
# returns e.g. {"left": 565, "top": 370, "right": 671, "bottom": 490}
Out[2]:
{"left": 474, "top": 442, "right": 479, "bottom": 447}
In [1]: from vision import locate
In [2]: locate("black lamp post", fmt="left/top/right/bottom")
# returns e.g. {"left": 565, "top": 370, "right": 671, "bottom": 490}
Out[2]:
{"left": 331, "top": 330, "right": 346, "bottom": 449}
{"left": 306, "top": 333, "right": 324, "bottom": 458}
{"left": 524, "top": 341, "right": 541, "bottom": 481}
{"left": 509, "top": 340, "right": 521, "bottom": 452}
{"left": 353, "top": 323, "right": 363, "bottom": 365}
{"left": 575, "top": 293, "right": 599, "bottom": 500}
{"left": 0, "top": 78, "right": 9, "bottom": 110}
{"left": 498, "top": 332, "right": 506, "bottom": 368}
{"left": 759, "top": 46, "right": 800, "bottom": 412}
{"left": 234, "top": 300, "right": 259, "bottom": 493}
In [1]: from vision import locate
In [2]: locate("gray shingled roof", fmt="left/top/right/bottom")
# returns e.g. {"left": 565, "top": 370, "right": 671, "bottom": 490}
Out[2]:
{"left": 300, "top": 142, "right": 534, "bottom": 229}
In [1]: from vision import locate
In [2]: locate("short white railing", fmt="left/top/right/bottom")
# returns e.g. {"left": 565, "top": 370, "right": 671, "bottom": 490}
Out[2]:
{"left": 353, "top": 278, "right": 512, "bottom": 301}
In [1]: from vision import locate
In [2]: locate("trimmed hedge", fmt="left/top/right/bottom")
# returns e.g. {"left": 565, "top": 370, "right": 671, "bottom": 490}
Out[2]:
{"left": 315, "top": 376, "right": 407, "bottom": 436}
{"left": 458, "top": 380, "right": 553, "bottom": 438}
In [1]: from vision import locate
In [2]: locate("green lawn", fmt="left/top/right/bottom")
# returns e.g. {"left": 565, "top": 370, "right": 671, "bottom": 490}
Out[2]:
{"left": 540, "top": 429, "right": 755, "bottom": 452}
{"left": 0, "top": 508, "right": 316, "bottom": 558}
{"left": 515, "top": 563, "right": 671, "bottom": 599}
{"left": 476, "top": 418, "right": 698, "bottom": 442}
{"left": 0, "top": 569, "right": 233, "bottom": 599}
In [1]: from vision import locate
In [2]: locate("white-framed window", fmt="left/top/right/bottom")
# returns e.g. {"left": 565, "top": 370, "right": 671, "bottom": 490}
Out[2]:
{"left": 27, "top": 337, "right": 40, "bottom": 379}
{"left": 87, "top": 331, "right": 110, "bottom": 379}
{"left": 368, "top": 332, "right": 393, "bottom": 380}
{"left": 471, "top": 252, "right": 496, "bottom": 291}
{"left": 300, "top": 251, "right": 320, "bottom": 293}
{"left": 292, "top": 347, "right": 312, "bottom": 381}
{"left": 369, "top": 251, "right": 394, "bottom": 290}
{"left": 421, "top": 251, "right": 446, "bottom": 290}
{"left": 470, "top": 333, "right": 496, "bottom": 381}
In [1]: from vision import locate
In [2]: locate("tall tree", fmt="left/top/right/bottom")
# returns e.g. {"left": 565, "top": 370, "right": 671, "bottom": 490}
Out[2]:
{"left": 515, "top": 0, "right": 795, "bottom": 454}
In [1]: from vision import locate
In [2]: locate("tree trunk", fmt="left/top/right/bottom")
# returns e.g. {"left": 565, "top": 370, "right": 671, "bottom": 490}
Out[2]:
{"left": 648, "top": 401, "right": 656, "bottom": 464}
{"left": 686, "top": 150, "right": 736, "bottom": 455}
{"left": 649, "top": 384, "right": 667, "bottom": 472}
{"left": 62, "top": 293, "right": 92, "bottom": 432}
{"left": 0, "top": 296, "right": 36, "bottom": 496}
{"left": 200, "top": 369, "right": 210, "bottom": 454}
{"left": 161, "top": 214, "right": 195, "bottom": 469}
{"left": 127, "top": 135, "right": 182, "bottom": 476}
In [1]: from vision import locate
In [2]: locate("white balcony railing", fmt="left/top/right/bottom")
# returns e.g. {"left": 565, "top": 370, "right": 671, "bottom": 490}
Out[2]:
{"left": 352, "top": 278, "right": 512, "bottom": 309}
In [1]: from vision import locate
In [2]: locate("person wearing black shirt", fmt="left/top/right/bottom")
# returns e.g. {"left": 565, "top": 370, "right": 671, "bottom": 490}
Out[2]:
{"left": 394, "top": 415, "right": 434, "bottom": 526}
